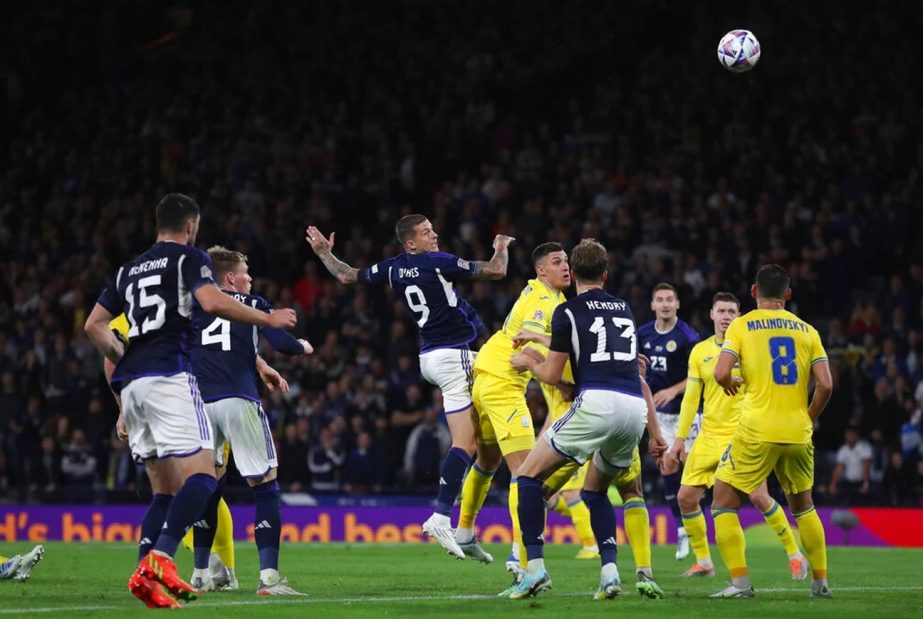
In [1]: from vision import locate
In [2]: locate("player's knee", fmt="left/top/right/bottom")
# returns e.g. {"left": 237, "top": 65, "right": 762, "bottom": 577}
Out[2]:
{"left": 677, "top": 486, "right": 700, "bottom": 512}
{"left": 452, "top": 437, "right": 477, "bottom": 457}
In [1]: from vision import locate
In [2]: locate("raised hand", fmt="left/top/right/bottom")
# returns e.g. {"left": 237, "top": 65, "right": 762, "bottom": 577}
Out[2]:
{"left": 493, "top": 234, "right": 516, "bottom": 252}
{"left": 305, "top": 226, "right": 335, "bottom": 254}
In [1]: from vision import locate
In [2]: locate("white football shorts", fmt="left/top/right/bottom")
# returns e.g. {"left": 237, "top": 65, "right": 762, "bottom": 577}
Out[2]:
{"left": 419, "top": 347, "right": 476, "bottom": 414}
{"left": 205, "top": 397, "right": 278, "bottom": 478}
{"left": 122, "top": 373, "right": 213, "bottom": 461}
{"left": 657, "top": 410, "right": 702, "bottom": 455}
{"left": 544, "top": 389, "right": 647, "bottom": 476}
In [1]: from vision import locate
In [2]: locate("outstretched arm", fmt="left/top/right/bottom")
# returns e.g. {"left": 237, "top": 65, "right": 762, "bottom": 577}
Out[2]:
{"left": 472, "top": 234, "right": 515, "bottom": 280}
{"left": 306, "top": 226, "right": 359, "bottom": 284}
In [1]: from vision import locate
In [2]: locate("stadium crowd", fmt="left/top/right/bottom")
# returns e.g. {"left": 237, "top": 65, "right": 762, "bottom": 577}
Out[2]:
{"left": 0, "top": 1, "right": 921, "bottom": 506}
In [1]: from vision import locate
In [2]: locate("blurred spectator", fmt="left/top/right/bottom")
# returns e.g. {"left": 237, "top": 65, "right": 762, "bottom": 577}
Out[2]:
{"left": 828, "top": 425, "right": 872, "bottom": 505}
{"left": 343, "top": 431, "right": 386, "bottom": 494}
{"left": 307, "top": 427, "right": 344, "bottom": 493}
{"left": 402, "top": 408, "right": 450, "bottom": 487}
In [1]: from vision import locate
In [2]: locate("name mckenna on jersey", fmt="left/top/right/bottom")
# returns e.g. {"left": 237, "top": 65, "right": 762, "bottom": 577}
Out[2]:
{"left": 584, "top": 299, "right": 626, "bottom": 311}
{"left": 127, "top": 257, "right": 168, "bottom": 276}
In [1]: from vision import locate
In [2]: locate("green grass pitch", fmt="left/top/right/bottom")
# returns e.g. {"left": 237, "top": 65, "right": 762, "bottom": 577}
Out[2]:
{"left": 1, "top": 541, "right": 921, "bottom": 617}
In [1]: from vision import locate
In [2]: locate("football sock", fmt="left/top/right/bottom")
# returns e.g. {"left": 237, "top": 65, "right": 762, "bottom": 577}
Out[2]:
{"left": 456, "top": 462, "right": 494, "bottom": 533}
{"left": 713, "top": 508, "right": 750, "bottom": 587}
{"left": 581, "top": 489, "right": 617, "bottom": 567}
{"left": 436, "top": 447, "right": 472, "bottom": 518}
{"left": 153, "top": 473, "right": 217, "bottom": 558}
{"left": 193, "top": 476, "right": 224, "bottom": 570}
{"left": 139, "top": 493, "right": 172, "bottom": 562}
{"left": 508, "top": 478, "right": 528, "bottom": 569}
{"left": 762, "top": 500, "right": 800, "bottom": 557}
{"left": 662, "top": 471, "right": 683, "bottom": 524}
{"left": 565, "top": 498, "right": 596, "bottom": 548}
{"left": 517, "top": 476, "right": 546, "bottom": 567}
{"left": 214, "top": 497, "right": 236, "bottom": 569}
{"left": 681, "top": 507, "right": 711, "bottom": 563}
{"left": 253, "top": 479, "right": 282, "bottom": 572}
{"left": 793, "top": 506, "right": 827, "bottom": 580}
{"left": 624, "top": 497, "right": 653, "bottom": 570}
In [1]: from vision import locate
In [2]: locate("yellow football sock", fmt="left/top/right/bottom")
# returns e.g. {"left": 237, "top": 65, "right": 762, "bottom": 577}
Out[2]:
{"left": 508, "top": 480, "right": 528, "bottom": 569}
{"left": 181, "top": 526, "right": 194, "bottom": 552}
{"left": 713, "top": 509, "right": 748, "bottom": 579}
{"left": 762, "top": 500, "right": 799, "bottom": 557}
{"left": 681, "top": 507, "right": 711, "bottom": 563}
{"left": 623, "top": 497, "right": 652, "bottom": 569}
{"left": 567, "top": 498, "right": 596, "bottom": 548}
{"left": 794, "top": 506, "right": 827, "bottom": 579}
{"left": 458, "top": 463, "right": 494, "bottom": 529}
{"left": 214, "top": 497, "right": 236, "bottom": 569}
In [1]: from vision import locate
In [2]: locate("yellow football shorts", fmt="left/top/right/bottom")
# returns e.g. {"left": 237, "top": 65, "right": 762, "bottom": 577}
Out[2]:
{"left": 472, "top": 371, "right": 536, "bottom": 456}
{"left": 545, "top": 446, "right": 641, "bottom": 493}
{"left": 715, "top": 435, "right": 814, "bottom": 495}
{"left": 681, "top": 431, "right": 735, "bottom": 488}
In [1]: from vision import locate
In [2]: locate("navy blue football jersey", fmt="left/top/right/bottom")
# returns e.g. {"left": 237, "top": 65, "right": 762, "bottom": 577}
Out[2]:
{"left": 636, "top": 318, "right": 700, "bottom": 414}
{"left": 97, "top": 241, "right": 216, "bottom": 389}
{"left": 549, "top": 288, "right": 642, "bottom": 396}
{"left": 192, "top": 290, "right": 304, "bottom": 403}
{"left": 360, "top": 252, "right": 481, "bottom": 352}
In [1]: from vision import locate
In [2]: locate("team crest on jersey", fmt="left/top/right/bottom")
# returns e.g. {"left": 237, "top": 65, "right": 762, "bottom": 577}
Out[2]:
{"left": 457, "top": 258, "right": 471, "bottom": 270}
{"left": 201, "top": 265, "right": 212, "bottom": 279}
{"left": 666, "top": 340, "right": 677, "bottom": 352}
{"left": 533, "top": 309, "right": 545, "bottom": 321}
{"left": 703, "top": 356, "right": 714, "bottom": 363}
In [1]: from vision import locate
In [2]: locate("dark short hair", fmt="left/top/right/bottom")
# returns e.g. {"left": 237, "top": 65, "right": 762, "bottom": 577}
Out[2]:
{"left": 712, "top": 291, "right": 740, "bottom": 308}
{"left": 652, "top": 282, "right": 677, "bottom": 299}
{"left": 155, "top": 193, "right": 200, "bottom": 233}
{"left": 395, "top": 214, "right": 428, "bottom": 247}
{"left": 532, "top": 242, "right": 564, "bottom": 265}
{"left": 569, "top": 239, "right": 608, "bottom": 282}
{"left": 755, "top": 264, "right": 790, "bottom": 299}
{"left": 207, "top": 245, "right": 248, "bottom": 283}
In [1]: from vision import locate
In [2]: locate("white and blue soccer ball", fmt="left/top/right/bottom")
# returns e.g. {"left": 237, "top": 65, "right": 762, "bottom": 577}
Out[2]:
{"left": 717, "top": 29, "right": 760, "bottom": 73}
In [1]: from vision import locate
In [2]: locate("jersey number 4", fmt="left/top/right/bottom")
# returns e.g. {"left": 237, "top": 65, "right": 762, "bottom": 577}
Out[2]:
{"left": 125, "top": 275, "right": 166, "bottom": 338}
{"left": 202, "top": 317, "right": 232, "bottom": 351}
{"left": 769, "top": 336, "right": 798, "bottom": 385}
{"left": 588, "top": 316, "right": 636, "bottom": 362}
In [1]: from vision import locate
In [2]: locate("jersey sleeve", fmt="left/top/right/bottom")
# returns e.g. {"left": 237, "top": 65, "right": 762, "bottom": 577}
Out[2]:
{"left": 549, "top": 305, "right": 572, "bottom": 354}
{"left": 428, "top": 253, "right": 477, "bottom": 282}
{"left": 721, "top": 318, "right": 743, "bottom": 359}
{"left": 518, "top": 293, "right": 552, "bottom": 335}
{"left": 97, "top": 285, "right": 121, "bottom": 316}
{"left": 181, "top": 248, "right": 217, "bottom": 293}
{"left": 359, "top": 257, "right": 393, "bottom": 286}
{"left": 676, "top": 344, "right": 703, "bottom": 439}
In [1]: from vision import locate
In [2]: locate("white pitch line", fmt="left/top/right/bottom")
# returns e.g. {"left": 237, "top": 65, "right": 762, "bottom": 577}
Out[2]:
{"left": 3, "top": 586, "right": 923, "bottom": 615}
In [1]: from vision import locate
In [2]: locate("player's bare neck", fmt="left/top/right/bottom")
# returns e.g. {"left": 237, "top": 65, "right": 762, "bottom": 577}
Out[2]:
{"left": 575, "top": 282, "right": 602, "bottom": 295}
{"left": 156, "top": 232, "right": 188, "bottom": 245}
{"left": 756, "top": 298, "right": 785, "bottom": 310}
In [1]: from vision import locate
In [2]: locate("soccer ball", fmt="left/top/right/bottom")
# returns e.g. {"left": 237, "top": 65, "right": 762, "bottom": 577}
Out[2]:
{"left": 717, "top": 30, "right": 760, "bottom": 73}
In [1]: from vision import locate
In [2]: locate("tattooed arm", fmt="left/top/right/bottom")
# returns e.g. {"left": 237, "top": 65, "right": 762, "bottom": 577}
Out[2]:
{"left": 472, "top": 234, "right": 515, "bottom": 280}
{"left": 305, "top": 226, "right": 359, "bottom": 284}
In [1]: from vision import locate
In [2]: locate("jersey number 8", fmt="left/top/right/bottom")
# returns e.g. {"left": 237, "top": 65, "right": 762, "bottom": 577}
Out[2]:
{"left": 768, "top": 336, "right": 798, "bottom": 385}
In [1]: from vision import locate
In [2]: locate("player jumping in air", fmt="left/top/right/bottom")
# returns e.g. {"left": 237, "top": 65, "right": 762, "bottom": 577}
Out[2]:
{"left": 671, "top": 292, "right": 809, "bottom": 580}
{"left": 710, "top": 265, "right": 833, "bottom": 599}
{"left": 637, "top": 283, "right": 699, "bottom": 559}
{"left": 85, "top": 193, "right": 297, "bottom": 608}
{"left": 191, "top": 246, "right": 312, "bottom": 595}
{"left": 306, "top": 215, "right": 513, "bottom": 559}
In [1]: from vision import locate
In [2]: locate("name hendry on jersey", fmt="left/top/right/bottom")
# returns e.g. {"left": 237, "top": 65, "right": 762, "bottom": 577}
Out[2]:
{"left": 584, "top": 299, "right": 626, "bottom": 311}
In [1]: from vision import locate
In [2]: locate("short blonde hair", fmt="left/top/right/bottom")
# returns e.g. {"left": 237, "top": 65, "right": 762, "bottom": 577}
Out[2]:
{"left": 207, "top": 245, "right": 248, "bottom": 283}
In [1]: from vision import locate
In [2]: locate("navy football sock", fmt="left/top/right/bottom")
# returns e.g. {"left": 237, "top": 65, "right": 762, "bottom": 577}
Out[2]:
{"left": 581, "top": 489, "right": 618, "bottom": 567}
{"left": 153, "top": 473, "right": 217, "bottom": 558}
{"left": 138, "top": 493, "right": 172, "bottom": 562}
{"left": 435, "top": 447, "right": 472, "bottom": 517}
{"left": 663, "top": 471, "right": 683, "bottom": 523}
{"left": 517, "top": 476, "right": 546, "bottom": 561}
{"left": 193, "top": 475, "right": 224, "bottom": 569}
{"left": 253, "top": 479, "right": 282, "bottom": 572}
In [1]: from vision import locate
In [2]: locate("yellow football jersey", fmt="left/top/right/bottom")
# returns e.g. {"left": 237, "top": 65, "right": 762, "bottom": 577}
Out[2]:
{"left": 721, "top": 308, "right": 827, "bottom": 444}
{"left": 677, "top": 336, "right": 742, "bottom": 439}
{"left": 474, "top": 278, "right": 564, "bottom": 388}
{"left": 109, "top": 313, "right": 130, "bottom": 345}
